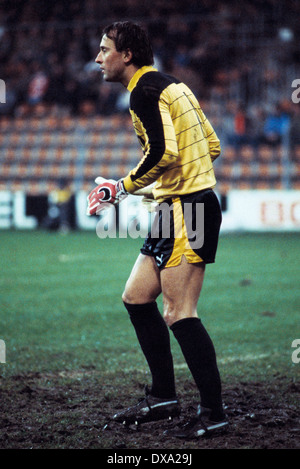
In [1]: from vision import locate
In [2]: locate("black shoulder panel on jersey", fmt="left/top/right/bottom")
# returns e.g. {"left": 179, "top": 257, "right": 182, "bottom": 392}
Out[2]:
{"left": 130, "top": 72, "right": 180, "bottom": 106}
{"left": 129, "top": 71, "right": 179, "bottom": 182}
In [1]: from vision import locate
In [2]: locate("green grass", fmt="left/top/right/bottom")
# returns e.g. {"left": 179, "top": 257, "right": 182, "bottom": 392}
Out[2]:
{"left": 1, "top": 230, "right": 299, "bottom": 384}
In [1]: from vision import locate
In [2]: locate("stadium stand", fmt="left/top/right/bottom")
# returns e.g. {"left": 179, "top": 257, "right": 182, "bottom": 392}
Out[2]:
{"left": 0, "top": 114, "right": 141, "bottom": 193}
{"left": 0, "top": 0, "right": 300, "bottom": 195}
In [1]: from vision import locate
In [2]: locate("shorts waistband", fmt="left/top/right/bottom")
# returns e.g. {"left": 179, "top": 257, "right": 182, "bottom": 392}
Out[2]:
{"left": 160, "top": 188, "right": 213, "bottom": 205}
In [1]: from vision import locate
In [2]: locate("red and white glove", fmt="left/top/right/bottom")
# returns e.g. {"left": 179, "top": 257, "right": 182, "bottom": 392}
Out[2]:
{"left": 86, "top": 177, "right": 128, "bottom": 216}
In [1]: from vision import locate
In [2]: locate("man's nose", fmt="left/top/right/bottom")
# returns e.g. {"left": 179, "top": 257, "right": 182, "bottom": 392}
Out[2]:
{"left": 95, "top": 52, "right": 102, "bottom": 63}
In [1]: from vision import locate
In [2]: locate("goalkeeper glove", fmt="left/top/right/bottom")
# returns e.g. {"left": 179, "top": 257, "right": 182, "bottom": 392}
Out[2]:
{"left": 86, "top": 177, "right": 128, "bottom": 216}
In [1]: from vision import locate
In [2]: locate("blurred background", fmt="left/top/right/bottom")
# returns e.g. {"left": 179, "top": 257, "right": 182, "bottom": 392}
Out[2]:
{"left": 0, "top": 0, "right": 300, "bottom": 232}
{"left": 1, "top": 3, "right": 300, "bottom": 451}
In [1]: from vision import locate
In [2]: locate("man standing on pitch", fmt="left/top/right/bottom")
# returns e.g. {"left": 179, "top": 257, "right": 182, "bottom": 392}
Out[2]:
{"left": 87, "top": 21, "right": 228, "bottom": 439}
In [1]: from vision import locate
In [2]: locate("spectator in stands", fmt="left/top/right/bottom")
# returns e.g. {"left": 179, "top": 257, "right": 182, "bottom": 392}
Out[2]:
{"left": 62, "top": 79, "right": 82, "bottom": 115}
{"left": 228, "top": 104, "right": 248, "bottom": 148}
{"left": 262, "top": 102, "right": 291, "bottom": 147}
{"left": 27, "top": 62, "right": 49, "bottom": 106}
{"left": 43, "top": 178, "right": 73, "bottom": 233}
{"left": 289, "top": 105, "right": 300, "bottom": 149}
{"left": 0, "top": 0, "right": 299, "bottom": 127}
{"left": 247, "top": 105, "right": 266, "bottom": 147}
{"left": 96, "top": 81, "right": 119, "bottom": 116}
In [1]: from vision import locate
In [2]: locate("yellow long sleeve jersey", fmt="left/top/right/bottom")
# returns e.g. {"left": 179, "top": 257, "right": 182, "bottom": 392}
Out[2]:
{"left": 123, "top": 66, "right": 221, "bottom": 203}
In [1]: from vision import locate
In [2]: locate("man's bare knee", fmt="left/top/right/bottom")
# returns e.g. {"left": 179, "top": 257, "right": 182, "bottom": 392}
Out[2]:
{"left": 121, "top": 254, "right": 161, "bottom": 306}
{"left": 122, "top": 291, "right": 140, "bottom": 304}
{"left": 122, "top": 288, "right": 158, "bottom": 305}
{"left": 122, "top": 286, "right": 138, "bottom": 304}
{"left": 122, "top": 290, "right": 130, "bottom": 304}
{"left": 163, "top": 298, "right": 199, "bottom": 327}
{"left": 163, "top": 311, "right": 175, "bottom": 327}
{"left": 163, "top": 301, "right": 180, "bottom": 327}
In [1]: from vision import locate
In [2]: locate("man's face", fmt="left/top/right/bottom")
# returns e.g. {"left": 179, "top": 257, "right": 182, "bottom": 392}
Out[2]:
{"left": 95, "top": 34, "right": 127, "bottom": 83}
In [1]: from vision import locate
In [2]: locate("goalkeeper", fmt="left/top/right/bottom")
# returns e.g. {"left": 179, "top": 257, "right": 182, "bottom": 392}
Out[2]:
{"left": 87, "top": 21, "right": 228, "bottom": 439}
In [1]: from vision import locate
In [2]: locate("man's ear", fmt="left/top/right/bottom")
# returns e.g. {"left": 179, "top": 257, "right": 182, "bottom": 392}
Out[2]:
{"left": 123, "top": 48, "right": 133, "bottom": 64}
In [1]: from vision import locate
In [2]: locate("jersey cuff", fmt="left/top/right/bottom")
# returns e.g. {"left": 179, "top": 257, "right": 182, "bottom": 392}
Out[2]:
{"left": 122, "top": 175, "right": 136, "bottom": 194}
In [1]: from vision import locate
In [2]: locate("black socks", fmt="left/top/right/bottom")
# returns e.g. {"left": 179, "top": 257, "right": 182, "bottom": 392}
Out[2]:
{"left": 124, "top": 302, "right": 224, "bottom": 418}
{"left": 170, "top": 317, "right": 224, "bottom": 419}
{"left": 124, "top": 301, "right": 176, "bottom": 399}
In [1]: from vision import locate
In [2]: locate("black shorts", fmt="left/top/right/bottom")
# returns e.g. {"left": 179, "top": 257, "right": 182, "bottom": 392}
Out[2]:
{"left": 140, "top": 189, "right": 222, "bottom": 270}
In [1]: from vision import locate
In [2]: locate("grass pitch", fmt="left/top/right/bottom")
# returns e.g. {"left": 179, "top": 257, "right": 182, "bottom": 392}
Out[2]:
{"left": 1, "top": 230, "right": 299, "bottom": 381}
{"left": 0, "top": 230, "right": 299, "bottom": 449}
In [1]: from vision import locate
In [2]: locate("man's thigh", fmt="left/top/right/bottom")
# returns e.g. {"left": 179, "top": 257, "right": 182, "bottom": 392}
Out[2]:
{"left": 160, "top": 257, "right": 206, "bottom": 325}
{"left": 122, "top": 254, "right": 162, "bottom": 304}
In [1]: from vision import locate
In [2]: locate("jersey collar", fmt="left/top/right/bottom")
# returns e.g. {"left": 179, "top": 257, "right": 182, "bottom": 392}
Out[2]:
{"left": 127, "top": 66, "right": 157, "bottom": 92}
